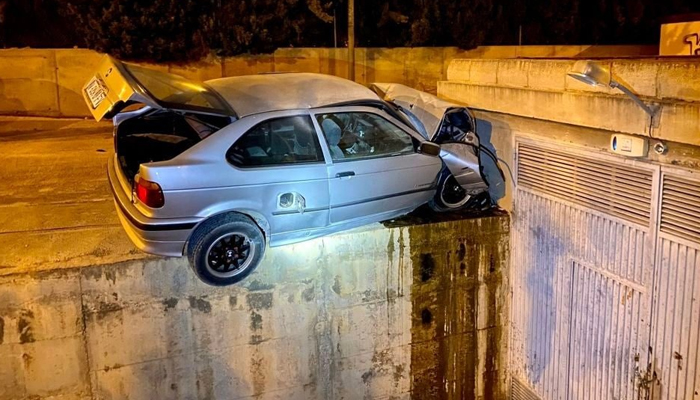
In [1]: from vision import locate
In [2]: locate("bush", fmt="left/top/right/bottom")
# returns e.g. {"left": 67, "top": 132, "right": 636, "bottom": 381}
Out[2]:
{"left": 62, "top": 0, "right": 213, "bottom": 62}
{"left": 59, "top": 0, "right": 337, "bottom": 62}
{"left": 355, "top": 0, "right": 700, "bottom": 49}
{"left": 4, "top": 0, "right": 700, "bottom": 61}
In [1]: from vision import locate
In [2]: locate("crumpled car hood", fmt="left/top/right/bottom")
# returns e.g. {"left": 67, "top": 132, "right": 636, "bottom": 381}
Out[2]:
{"left": 370, "top": 82, "right": 462, "bottom": 140}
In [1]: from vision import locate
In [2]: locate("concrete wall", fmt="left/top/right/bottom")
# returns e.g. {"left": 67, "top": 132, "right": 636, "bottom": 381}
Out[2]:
{"left": 457, "top": 44, "right": 658, "bottom": 59}
{"left": 0, "top": 213, "right": 510, "bottom": 400}
{"left": 0, "top": 45, "right": 657, "bottom": 118}
{"left": 439, "top": 58, "right": 700, "bottom": 148}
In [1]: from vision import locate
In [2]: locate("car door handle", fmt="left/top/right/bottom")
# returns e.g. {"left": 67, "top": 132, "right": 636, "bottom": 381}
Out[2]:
{"left": 335, "top": 171, "right": 355, "bottom": 178}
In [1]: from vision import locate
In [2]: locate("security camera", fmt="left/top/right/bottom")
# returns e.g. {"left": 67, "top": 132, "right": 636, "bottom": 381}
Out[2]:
{"left": 653, "top": 141, "right": 668, "bottom": 155}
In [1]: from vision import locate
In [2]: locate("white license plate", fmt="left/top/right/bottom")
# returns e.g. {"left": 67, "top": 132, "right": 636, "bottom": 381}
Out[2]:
{"left": 85, "top": 76, "right": 108, "bottom": 109}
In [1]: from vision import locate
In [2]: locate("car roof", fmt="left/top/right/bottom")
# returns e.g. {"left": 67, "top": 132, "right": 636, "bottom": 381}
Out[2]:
{"left": 205, "top": 73, "right": 381, "bottom": 117}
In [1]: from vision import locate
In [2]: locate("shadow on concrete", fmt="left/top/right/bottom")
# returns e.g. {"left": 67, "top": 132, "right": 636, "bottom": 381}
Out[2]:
{"left": 476, "top": 118, "right": 513, "bottom": 205}
{"left": 383, "top": 204, "right": 507, "bottom": 228}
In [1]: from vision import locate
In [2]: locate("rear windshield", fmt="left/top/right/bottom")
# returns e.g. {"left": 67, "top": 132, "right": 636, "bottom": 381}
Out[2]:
{"left": 125, "top": 64, "right": 233, "bottom": 116}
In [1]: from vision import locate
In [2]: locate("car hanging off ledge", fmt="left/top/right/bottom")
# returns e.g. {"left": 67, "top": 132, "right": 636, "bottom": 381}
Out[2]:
{"left": 83, "top": 55, "right": 491, "bottom": 286}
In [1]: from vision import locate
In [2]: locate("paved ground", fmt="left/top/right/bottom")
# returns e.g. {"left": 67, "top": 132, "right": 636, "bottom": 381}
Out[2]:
{"left": 0, "top": 117, "right": 150, "bottom": 276}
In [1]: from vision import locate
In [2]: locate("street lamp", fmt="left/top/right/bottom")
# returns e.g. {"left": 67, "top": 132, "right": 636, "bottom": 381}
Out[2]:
{"left": 568, "top": 60, "right": 666, "bottom": 154}
{"left": 348, "top": 0, "right": 355, "bottom": 81}
{"left": 568, "top": 60, "right": 658, "bottom": 126}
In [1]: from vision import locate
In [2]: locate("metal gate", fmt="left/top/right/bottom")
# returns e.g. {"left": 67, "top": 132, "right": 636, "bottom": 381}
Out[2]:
{"left": 650, "top": 170, "right": 700, "bottom": 399}
{"left": 510, "top": 137, "right": 700, "bottom": 400}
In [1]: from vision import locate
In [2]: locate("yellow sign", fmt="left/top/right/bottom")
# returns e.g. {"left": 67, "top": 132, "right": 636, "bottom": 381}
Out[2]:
{"left": 660, "top": 21, "right": 700, "bottom": 56}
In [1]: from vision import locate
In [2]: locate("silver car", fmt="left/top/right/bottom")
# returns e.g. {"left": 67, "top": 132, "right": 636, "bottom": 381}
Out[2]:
{"left": 83, "top": 56, "right": 489, "bottom": 285}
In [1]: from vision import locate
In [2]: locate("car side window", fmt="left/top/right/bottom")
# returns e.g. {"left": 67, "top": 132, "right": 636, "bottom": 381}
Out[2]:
{"left": 227, "top": 115, "right": 324, "bottom": 167}
{"left": 315, "top": 112, "right": 417, "bottom": 162}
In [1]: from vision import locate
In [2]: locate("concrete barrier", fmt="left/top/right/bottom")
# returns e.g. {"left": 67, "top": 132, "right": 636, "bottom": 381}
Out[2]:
{"left": 0, "top": 49, "right": 59, "bottom": 115}
{"left": 458, "top": 44, "right": 658, "bottom": 59}
{"left": 0, "top": 213, "right": 509, "bottom": 400}
{"left": 0, "top": 45, "right": 659, "bottom": 118}
{"left": 440, "top": 58, "right": 700, "bottom": 147}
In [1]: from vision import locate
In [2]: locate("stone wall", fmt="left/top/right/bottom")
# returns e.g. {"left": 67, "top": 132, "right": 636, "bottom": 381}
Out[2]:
{"left": 0, "top": 45, "right": 657, "bottom": 118}
{"left": 0, "top": 213, "right": 509, "bottom": 400}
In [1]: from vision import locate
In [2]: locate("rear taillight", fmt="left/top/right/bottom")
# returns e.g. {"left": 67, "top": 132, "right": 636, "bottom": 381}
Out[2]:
{"left": 134, "top": 176, "right": 164, "bottom": 208}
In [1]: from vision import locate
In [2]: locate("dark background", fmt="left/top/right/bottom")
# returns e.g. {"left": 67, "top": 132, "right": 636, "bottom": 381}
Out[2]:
{"left": 2, "top": 0, "right": 700, "bottom": 62}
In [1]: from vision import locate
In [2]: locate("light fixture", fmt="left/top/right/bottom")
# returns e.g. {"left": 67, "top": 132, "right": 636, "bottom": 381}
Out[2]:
{"left": 568, "top": 60, "right": 658, "bottom": 135}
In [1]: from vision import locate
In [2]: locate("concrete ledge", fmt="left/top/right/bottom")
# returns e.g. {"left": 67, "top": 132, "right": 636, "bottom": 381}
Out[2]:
{"left": 0, "top": 50, "right": 59, "bottom": 115}
{"left": 456, "top": 45, "right": 658, "bottom": 59}
{"left": 0, "top": 212, "right": 510, "bottom": 400}
{"left": 440, "top": 58, "right": 700, "bottom": 147}
{"left": 440, "top": 82, "right": 650, "bottom": 134}
{"left": 441, "top": 81, "right": 700, "bottom": 146}
{"left": 446, "top": 58, "right": 700, "bottom": 102}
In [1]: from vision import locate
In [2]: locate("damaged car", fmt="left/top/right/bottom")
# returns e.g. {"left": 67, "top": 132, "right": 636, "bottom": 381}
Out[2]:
{"left": 83, "top": 56, "right": 490, "bottom": 286}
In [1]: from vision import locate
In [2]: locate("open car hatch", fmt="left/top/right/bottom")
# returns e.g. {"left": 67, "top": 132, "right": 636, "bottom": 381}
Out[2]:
{"left": 82, "top": 55, "right": 235, "bottom": 121}
{"left": 83, "top": 56, "right": 157, "bottom": 121}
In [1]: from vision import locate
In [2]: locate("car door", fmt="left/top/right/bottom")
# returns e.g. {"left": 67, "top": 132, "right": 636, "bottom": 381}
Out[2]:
{"left": 312, "top": 107, "right": 442, "bottom": 225}
{"left": 225, "top": 113, "right": 330, "bottom": 243}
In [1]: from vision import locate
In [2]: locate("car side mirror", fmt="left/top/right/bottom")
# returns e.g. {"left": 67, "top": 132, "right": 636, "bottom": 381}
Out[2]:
{"left": 420, "top": 142, "right": 441, "bottom": 157}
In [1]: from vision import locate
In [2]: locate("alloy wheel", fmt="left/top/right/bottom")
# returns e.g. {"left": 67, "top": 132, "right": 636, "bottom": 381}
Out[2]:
{"left": 205, "top": 233, "right": 256, "bottom": 278}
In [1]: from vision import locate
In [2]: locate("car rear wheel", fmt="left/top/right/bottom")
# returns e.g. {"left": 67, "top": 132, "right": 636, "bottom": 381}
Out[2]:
{"left": 187, "top": 214, "right": 265, "bottom": 286}
{"left": 429, "top": 170, "right": 471, "bottom": 212}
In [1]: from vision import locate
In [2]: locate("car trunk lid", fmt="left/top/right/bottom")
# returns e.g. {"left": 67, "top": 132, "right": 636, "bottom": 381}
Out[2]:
{"left": 83, "top": 56, "right": 158, "bottom": 121}
{"left": 82, "top": 55, "right": 236, "bottom": 121}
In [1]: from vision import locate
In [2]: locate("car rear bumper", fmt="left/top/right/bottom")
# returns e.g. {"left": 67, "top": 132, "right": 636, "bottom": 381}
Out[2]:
{"left": 107, "top": 156, "right": 201, "bottom": 257}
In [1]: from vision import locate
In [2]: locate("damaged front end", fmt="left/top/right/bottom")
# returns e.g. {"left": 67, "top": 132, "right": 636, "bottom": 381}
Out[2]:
{"left": 370, "top": 83, "right": 489, "bottom": 197}
{"left": 439, "top": 143, "right": 489, "bottom": 195}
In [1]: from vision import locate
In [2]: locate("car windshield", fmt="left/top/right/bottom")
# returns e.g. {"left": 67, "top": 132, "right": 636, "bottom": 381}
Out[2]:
{"left": 125, "top": 64, "right": 233, "bottom": 115}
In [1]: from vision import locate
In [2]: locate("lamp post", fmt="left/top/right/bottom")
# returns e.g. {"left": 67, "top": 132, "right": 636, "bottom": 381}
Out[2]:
{"left": 348, "top": 0, "right": 355, "bottom": 81}
{"left": 567, "top": 60, "right": 658, "bottom": 135}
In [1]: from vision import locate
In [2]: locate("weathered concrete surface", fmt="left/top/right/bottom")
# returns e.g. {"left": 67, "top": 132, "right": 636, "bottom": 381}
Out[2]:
{"left": 0, "top": 50, "right": 59, "bottom": 115}
{"left": 440, "top": 58, "right": 700, "bottom": 148}
{"left": 0, "top": 45, "right": 659, "bottom": 118}
{"left": 456, "top": 45, "right": 658, "bottom": 59}
{"left": 0, "top": 117, "right": 510, "bottom": 399}
{"left": 0, "top": 211, "right": 510, "bottom": 400}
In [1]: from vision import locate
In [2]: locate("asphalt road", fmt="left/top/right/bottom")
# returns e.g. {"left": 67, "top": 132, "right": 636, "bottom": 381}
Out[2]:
{"left": 0, "top": 117, "right": 150, "bottom": 276}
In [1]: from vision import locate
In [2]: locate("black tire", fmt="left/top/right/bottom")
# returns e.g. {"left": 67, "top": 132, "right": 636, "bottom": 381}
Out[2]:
{"left": 428, "top": 169, "right": 472, "bottom": 212}
{"left": 186, "top": 213, "right": 265, "bottom": 286}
